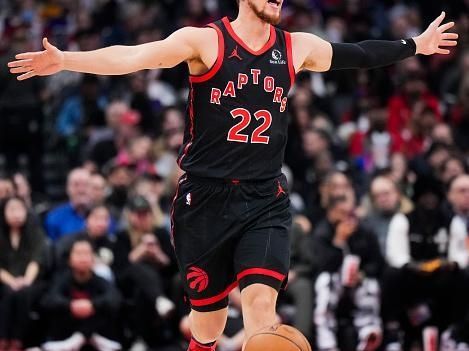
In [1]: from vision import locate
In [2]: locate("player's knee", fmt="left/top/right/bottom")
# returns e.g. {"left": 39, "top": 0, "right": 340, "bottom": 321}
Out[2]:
{"left": 189, "top": 309, "right": 227, "bottom": 342}
{"left": 241, "top": 284, "right": 277, "bottom": 313}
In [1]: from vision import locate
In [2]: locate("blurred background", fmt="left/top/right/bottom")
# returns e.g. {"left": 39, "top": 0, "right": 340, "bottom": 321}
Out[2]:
{"left": 0, "top": 0, "right": 468, "bottom": 351}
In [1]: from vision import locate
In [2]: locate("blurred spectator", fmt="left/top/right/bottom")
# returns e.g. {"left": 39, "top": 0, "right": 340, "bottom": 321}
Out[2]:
{"left": 153, "top": 107, "right": 185, "bottom": 178}
{"left": 55, "top": 74, "right": 107, "bottom": 139}
{"left": 116, "top": 135, "right": 153, "bottom": 175}
{"left": 112, "top": 196, "right": 177, "bottom": 348}
{"left": 387, "top": 60, "right": 441, "bottom": 136}
{"left": 363, "top": 176, "right": 413, "bottom": 255}
{"left": 307, "top": 171, "right": 355, "bottom": 225}
{"left": 384, "top": 177, "right": 461, "bottom": 347}
{"left": 0, "top": 177, "right": 15, "bottom": 201}
{"left": 44, "top": 168, "right": 91, "bottom": 241}
{"left": 443, "top": 174, "right": 469, "bottom": 347}
{"left": 87, "top": 109, "right": 142, "bottom": 171}
{"left": 41, "top": 239, "right": 121, "bottom": 351}
{"left": 0, "top": 197, "right": 46, "bottom": 351}
{"left": 55, "top": 205, "right": 115, "bottom": 282}
{"left": 104, "top": 161, "right": 136, "bottom": 214}
{"left": 89, "top": 173, "right": 108, "bottom": 206}
{"left": 349, "top": 107, "right": 401, "bottom": 173}
{"left": 313, "top": 195, "right": 384, "bottom": 351}
{"left": 84, "top": 101, "right": 129, "bottom": 160}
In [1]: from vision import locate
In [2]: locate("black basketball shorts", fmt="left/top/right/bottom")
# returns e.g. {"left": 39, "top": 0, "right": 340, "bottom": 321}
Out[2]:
{"left": 170, "top": 173, "right": 292, "bottom": 312}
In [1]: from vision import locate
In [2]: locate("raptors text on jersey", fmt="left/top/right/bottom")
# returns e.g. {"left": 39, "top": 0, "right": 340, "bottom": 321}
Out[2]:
{"left": 178, "top": 17, "right": 295, "bottom": 180}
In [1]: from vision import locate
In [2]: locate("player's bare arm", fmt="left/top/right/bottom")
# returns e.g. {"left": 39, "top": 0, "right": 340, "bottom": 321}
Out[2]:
{"left": 7, "top": 26, "right": 218, "bottom": 80}
{"left": 292, "top": 11, "right": 458, "bottom": 73}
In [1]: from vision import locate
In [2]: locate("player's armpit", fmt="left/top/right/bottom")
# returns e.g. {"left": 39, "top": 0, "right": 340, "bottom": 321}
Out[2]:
{"left": 290, "top": 32, "right": 333, "bottom": 73}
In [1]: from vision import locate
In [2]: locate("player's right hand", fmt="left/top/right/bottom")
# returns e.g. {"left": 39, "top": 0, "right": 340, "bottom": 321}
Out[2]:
{"left": 7, "top": 37, "right": 64, "bottom": 81}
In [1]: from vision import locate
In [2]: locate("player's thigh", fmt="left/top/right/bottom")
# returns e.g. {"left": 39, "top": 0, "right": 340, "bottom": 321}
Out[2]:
{"left": 172, "top": 178, "right": 239, "bottom": 312}
{"left": 233, "top": 194, "right": 292, "bottom": 291}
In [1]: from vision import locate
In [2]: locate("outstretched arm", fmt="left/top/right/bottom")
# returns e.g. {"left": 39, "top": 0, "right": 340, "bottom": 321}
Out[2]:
{"left": 292, "top": 11, "right": 458, "bottom": 73}
{"left": 8, "top": 27, "right": 212, "bottom": 80}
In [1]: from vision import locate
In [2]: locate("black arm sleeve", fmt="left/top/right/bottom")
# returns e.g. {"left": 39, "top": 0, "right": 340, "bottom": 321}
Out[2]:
{"left": 330, "top": 38, "right": 416, "bottom": 70}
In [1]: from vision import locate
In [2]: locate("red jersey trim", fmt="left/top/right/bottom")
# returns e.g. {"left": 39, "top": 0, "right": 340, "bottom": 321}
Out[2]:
{"left": 237, "top": 268, "right": 286, "bottom": 281}
{"left": 284, "top": 31, "right": 296, "bottom": 88}
{"left": 189, "top": 23, "right": 225, "bottom": 83}
{"left": 222, "top": 17, "right": 276, "bottom": 56}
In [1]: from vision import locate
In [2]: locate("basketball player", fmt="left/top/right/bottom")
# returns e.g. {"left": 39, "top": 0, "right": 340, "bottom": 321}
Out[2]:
{"left": 8, "top": 1, "right": 457, "bottom": 350}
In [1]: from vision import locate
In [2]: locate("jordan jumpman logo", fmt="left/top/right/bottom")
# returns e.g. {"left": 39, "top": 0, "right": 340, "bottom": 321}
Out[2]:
{"left": 276, "top": 180, "right": 286, "bottom": 198}
{"left": 229, "top": 46, "right": 242, "bottom": 60}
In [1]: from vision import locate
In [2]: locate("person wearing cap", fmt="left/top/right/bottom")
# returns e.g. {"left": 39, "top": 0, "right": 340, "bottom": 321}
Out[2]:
{"left": 112, "top": 196, "right": 177, "bottom": 348}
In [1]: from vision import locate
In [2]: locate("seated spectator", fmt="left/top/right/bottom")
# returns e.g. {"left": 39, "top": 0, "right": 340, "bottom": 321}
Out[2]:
{"left": 362, "top": 176, "right": 413, "bottom": 254}
{"left": 0, "top": 197, "right": 46, "bottom": 351}
{"left": 307, "top": 171, "right": 355, "bottom": 225}
{"left": 89, "top": 173, "right": 108, "bottom": 206}
{"left": 44, "top": 168, "right": 91, "bottom": 241}
{"left": 387, "top": 61, "right": 441, "bottom": 136}
{"left": 104, "top": 160, "right": 136, "bottom": 215}
{"left": 313, "top": 196, "right": 384, "bottom": 351}
{"left": 41, "top": 239, "right": 121, "bottom": 351}
{"left": 384, "top": 177, "right": 461, "bottom": 349}
{"left": 112, "top": 196, "right": 177, "bottom": 348}
{"left": 55, "top": 205, "right": 115, "bottom": 281}
{"left": 87, "top": 109, "right": 142, "bottom": 171}
{"left": 115, "top": 135, "right": 153, "bottom": 175}
{"left": 442, "top": 174, "right": 469, "bottom": 348}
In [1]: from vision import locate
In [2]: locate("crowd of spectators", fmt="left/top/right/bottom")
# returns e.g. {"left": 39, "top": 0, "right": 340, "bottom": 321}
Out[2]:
{"left": 0, "top": 0, "right": 469, "bottom": 350}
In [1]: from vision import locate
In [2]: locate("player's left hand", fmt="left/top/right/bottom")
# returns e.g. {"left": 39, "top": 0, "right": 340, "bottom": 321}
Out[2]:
{"left": 414, "top": 11, "right": 458, "bottom": 55}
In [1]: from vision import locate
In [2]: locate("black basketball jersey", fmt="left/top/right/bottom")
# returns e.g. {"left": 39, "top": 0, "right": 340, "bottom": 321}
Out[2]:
{"left": 177, "top": 17, "right": 295, "bottom": 180}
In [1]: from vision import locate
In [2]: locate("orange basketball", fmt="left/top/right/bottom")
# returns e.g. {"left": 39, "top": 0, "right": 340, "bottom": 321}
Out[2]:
{"left": 245, "top": 324, "right": 312, "bottom": 351}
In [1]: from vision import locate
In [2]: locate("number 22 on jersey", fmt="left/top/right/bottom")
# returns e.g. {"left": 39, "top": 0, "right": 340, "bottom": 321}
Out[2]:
{"left": 227, "top": 108, "right": 272, "bottom": 144}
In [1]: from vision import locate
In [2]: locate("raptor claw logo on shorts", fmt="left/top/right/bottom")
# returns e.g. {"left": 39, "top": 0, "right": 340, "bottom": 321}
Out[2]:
{"left": 187, "top": 266, "right": 209, "bottom": 292}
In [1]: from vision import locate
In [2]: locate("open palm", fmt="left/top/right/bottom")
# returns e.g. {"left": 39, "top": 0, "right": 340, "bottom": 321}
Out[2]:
{"left": 415, "top": 11, "right": 458, "bottom": 55}
{"left": 8, "top": 38, "right": 64, "bottom": 81}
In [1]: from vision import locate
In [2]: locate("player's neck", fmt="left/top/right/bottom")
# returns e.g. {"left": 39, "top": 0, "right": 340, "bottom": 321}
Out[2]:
{"left": 231, "top": 10, "right": 271, "bottom": 51}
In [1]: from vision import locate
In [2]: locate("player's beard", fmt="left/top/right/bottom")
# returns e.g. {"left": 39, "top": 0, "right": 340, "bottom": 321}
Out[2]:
{"left": 247, "top": 0, "right": 281, "bottom": 25}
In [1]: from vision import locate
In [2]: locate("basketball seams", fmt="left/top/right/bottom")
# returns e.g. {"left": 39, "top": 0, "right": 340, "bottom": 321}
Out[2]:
{"left": 248, "top": 332, "right": 303, "bottom": 351}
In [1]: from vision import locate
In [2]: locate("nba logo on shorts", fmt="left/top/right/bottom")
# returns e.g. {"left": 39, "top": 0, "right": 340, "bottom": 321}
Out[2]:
{"left": 186, "top": 193, "right": 192, "bottom": 206}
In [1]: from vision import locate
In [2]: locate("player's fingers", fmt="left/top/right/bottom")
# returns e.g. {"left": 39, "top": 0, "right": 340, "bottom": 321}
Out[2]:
{"left": 7, "top": 59, "right": 32, "bottom": 68}
{"left": 438, "top": 21, "right": 455, "bottom": 33}
{"left": 17, "top": 70, "right": 36, "bottom": 81}
{"left": 432, "top": 11, "right": 446, "bottom": 27}
{"left": 436, "top": 48, "right": 450, "bottom": 55}
{"left": 442, "top": 32, "right": 459, "bottom": 40}
{"left": 10, "top": 66, "right": 32, "bottom": 74}
{"left": 15, "top": 52, "right": 41, "bottom": 60}
{"left": 440, "top": 40, "right": 458, "bottom": 47}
